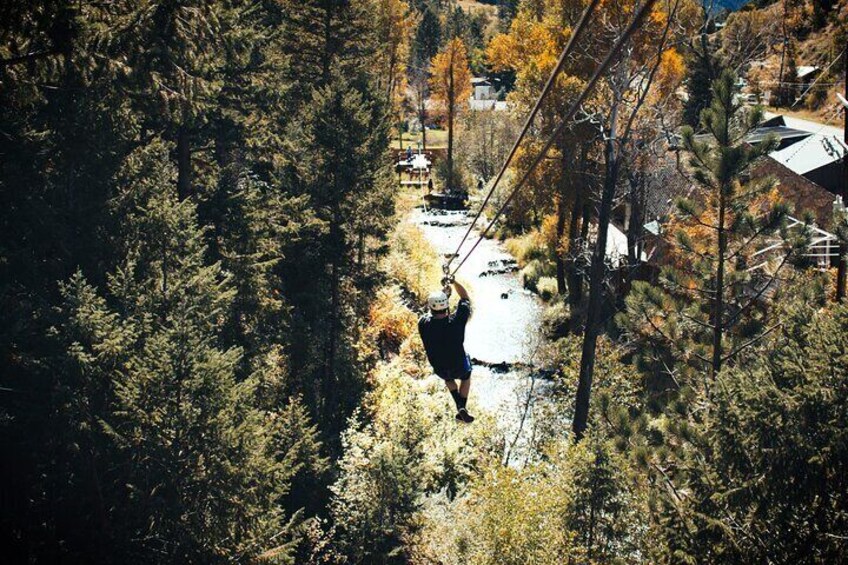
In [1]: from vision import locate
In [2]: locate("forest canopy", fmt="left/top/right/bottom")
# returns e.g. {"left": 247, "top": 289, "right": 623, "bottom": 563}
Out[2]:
{"left": 1, "top": 0, "right": 847, "bottom": 563}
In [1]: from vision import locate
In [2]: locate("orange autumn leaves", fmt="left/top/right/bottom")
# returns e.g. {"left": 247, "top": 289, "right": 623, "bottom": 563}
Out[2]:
{"left": 486, "top": 0, "right": 686, "bottom": 108}
{"left": 429, "top": 38, "right": 472, "bottom": 122}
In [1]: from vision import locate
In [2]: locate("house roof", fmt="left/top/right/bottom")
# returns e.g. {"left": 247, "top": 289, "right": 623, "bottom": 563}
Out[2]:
{"left": 643, "top": 156, "right": 693, "bottom": 220}
{"left": 693, "top": 125, "right": 813, "bottom": 150}
{"left": 754, "top": 155, "right": 838, "bottom": 228}
{"left": 746, "top": 126, "right": 811, "bottom": 145}
{"left": 770, "top": 133, "right": 847, "bottom": 176}
{"left": 797, "top": 66, "right": 820, "bottom": 80}
{"left": 765, "top": 113, "right": 844, "bottom": 140}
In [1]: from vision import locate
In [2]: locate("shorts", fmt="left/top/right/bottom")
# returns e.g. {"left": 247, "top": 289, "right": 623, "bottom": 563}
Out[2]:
{"left": 435, "top": 367, "right": 471, "bottom": 381}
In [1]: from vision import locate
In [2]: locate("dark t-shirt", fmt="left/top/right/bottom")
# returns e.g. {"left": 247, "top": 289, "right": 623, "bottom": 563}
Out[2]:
{"left": 418, "top": 298, "right": 471, "bottom": 373}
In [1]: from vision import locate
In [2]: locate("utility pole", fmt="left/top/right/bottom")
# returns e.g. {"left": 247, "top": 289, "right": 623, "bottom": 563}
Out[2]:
{"left": 837, "top": 42, "right": 848, "bottom": 301}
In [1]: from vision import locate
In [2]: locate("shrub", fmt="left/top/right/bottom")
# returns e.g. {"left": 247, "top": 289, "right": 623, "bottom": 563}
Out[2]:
{"left": 367, "top": 286, "right": 418, "bottom": 359}
{"left": 410, "top": 437, "right": 646, "bottom": 565}
{"left": 537, "top": 276, "right": 558, "bottom": 301}
{"left": 384, "top": 223, "right": 442, "bottom": 301}
{"left": 520, "top": 260, "right": 555, "bottom": 292}
{"left": 542, "top": 301, "right": 571, "bottom": 338}
{"left": 505, "top": 230, "right": 547, "bottom": 266}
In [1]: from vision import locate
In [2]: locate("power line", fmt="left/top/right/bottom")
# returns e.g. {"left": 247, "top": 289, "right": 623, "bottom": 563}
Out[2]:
{"left": 445, "top": 0, "right": 602, "bottom": 270}
{"left": 791, "top": 47, "right": 847, "bottom": 108}
{"left": 776, "top": 102, "right": 844, "bottom": 166}
{"left": 451, "top": 0, "right": 661, "bottom": 277}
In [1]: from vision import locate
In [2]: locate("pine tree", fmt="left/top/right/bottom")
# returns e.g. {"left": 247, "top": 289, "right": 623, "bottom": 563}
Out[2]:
{"left": 411, "top": 3, "right": 442, "bottom": 72}
{"left": 620, "top": 70, "right": 798, "bottom": 388}
{"left": 497, "top": 0, "right": 520, "bottom": 30}
{"left": 111, "top": 0, "right": 226, "bottom": 200}
{"left": 280, "top": 0, "right": 376, "bottom": 96}
{"left": 646, "top": 282, "right": 848, "bottom": 563}
{"left": 53, "top": 140, "right": 313, "bottom": 562}
{"left": 286, "top": 70, "right": 394, "bottom": 436}
{"left": 683, "top": 44, "right": 717, "bottom": 126}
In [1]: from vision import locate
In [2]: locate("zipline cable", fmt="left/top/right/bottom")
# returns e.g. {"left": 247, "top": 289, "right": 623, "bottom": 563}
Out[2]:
{"left": 450, "top": 0, "right": 660, "bottom": 277}
{"left": 790, "top": 46, "right": 846, "bottom": 109}
{"left": 445, "top": 0, "right": 602, "bottom": 270}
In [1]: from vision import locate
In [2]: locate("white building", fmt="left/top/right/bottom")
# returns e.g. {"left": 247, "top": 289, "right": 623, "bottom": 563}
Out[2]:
{"left": 471, "top": 77, "right": 497, "bottom": 101}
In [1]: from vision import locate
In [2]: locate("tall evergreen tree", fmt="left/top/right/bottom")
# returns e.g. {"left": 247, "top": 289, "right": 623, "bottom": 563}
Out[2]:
{"left": 286, "top": 71, "right": 394, "bottom": 436}
{"left": 683, "top": 44, "right": 718, "bottom": 126}
{"left": 277, "top": 0, "right": 394, "bottom": 438}
{"left": 109, "top": 0, "right": 226, "bottom": 200}
{"left": 411, "top": 3, "right": 442, "bottom": 71}
{"left": 1, "top": 0, "right": 383, "bottom": 558}
{"left": 644, "top": 284, "right": 848, "bottom": 563}
{"left": 620, "top": 70, "right": 799, "bottom": 388}
{"left": 48, "top": 140, "right": 317, "bottom": 562}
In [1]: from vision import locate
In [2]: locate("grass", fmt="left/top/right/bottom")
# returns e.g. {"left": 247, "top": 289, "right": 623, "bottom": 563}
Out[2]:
{"left": 391, "top": 129, "right": 449, "bottom": 151}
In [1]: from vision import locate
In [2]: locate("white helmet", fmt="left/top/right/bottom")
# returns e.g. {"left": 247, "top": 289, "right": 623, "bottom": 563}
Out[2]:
{"left": 427, "top": 290, "right": 449, "bottom": 312}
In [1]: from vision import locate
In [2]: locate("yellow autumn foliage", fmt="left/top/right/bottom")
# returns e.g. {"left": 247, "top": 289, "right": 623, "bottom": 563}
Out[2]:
{"left": 429, "top": 37, "right": 473, "bottom": 122}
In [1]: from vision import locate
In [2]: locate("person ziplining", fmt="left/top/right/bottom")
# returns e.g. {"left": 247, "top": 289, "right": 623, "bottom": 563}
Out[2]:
{"left": 415, "top": 0, "right": 657, "bottom": 427}
{"left": 418, "top": 277, "right": 475, "bottom": 423}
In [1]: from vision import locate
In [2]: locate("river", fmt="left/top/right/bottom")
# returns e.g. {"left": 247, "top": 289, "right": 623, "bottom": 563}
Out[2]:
{"left": 410, "top": 207, "right": 549, "bottom": 459}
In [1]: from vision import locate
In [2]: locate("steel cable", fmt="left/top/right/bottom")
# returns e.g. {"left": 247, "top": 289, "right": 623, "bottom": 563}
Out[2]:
{"left": 450, "top": 0, "right": 661, "bottom": 276}
{"left": 445, "top": 0, "right": 602, "bottom": 269}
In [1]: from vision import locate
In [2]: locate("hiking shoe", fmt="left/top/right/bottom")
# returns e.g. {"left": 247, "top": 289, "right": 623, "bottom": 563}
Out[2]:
{"left": 456, "top": 408, "right": 475, "bottom": 423}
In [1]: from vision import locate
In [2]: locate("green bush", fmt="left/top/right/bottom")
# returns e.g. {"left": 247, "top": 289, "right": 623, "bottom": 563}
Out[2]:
{"left": 505, "top": 231, "right": 547, "bottom": 265}
{"left": 542, "top": 301, "right": 570, "bottom": 338}
{"left": 537, "top": 276, "right": 558, "bottom": 301}
{"left": 521, "top": 260, "right": 557, "bottom": 294}
{"left": 520, "top": 260, "right": 542, "bottom": 292}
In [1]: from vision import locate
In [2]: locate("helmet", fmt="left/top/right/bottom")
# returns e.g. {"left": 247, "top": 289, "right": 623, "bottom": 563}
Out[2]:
{"left": 427, "top": 291, "right": 449, "bottom": 312}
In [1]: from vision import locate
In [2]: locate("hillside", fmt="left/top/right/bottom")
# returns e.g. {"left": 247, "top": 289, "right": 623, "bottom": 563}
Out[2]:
{"left": 717, "top": 0, "right": 847, "bottom": 120}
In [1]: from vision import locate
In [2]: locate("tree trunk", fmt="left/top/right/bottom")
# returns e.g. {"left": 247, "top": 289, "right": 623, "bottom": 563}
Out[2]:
{"left": 711, "top": 191, "right": 727, "bottom": 378}
{"left": 624, "top": 170, "right": 645, "bottom": 297}
{"left": 556, "top": 196, "right": 568, "bottom": 296}
{"left": 556, "top": 144, "right": 572, "bottom": 295}
{"left": 777, "top": 5, "right": 788, "bottom": 107}
{"left": 447, "top": 68, "right": 455, "bottom": 193}
{"left": 567, "top": 200, "right": 591, "bottom": 331}
{"left": 837, "top": 43, "right": 847, "bottom": 302}
{"left": 565, "top": 194, "right": 583, "bottom": 304}
{"left": 566, "top": 146, "right": 589, "bottom": 324}
{"left": 176, "top": 125, "right": 191, "bottom": 200}
{"left": 325, "top": 218, "right": 341, "bottom": 427}
{"left": 419, "top": 90, "right": 428, "bottom": 151}
{"left": 573, "top": 103, "right": 620, "bottom": 441}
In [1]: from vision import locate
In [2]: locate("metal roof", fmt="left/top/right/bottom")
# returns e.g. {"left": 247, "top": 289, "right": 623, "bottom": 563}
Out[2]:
{"left": 770, "top": 133, "right": 847, "bottom": 176}
{"left": 746, "top": 126, "right": 811, "bottom": 144}
{"left": 797, "top": 66, "right": 820, "bottom": 79}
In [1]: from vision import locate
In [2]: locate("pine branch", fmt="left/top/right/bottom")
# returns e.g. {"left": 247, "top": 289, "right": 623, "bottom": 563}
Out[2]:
{"left": 679, "top": 310, "right": 715, "bottom": 331}
{"left": 724, "top": 251, "right": 792, "bottom": 327}
{"left": 0, "top": 48, "right": 60, "bottom": 68}
{"left": 720, "top": 324, "right": 781, "bottom": 365}
{"left": 725, "top": 221, "right": 780, "bottom": 263}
